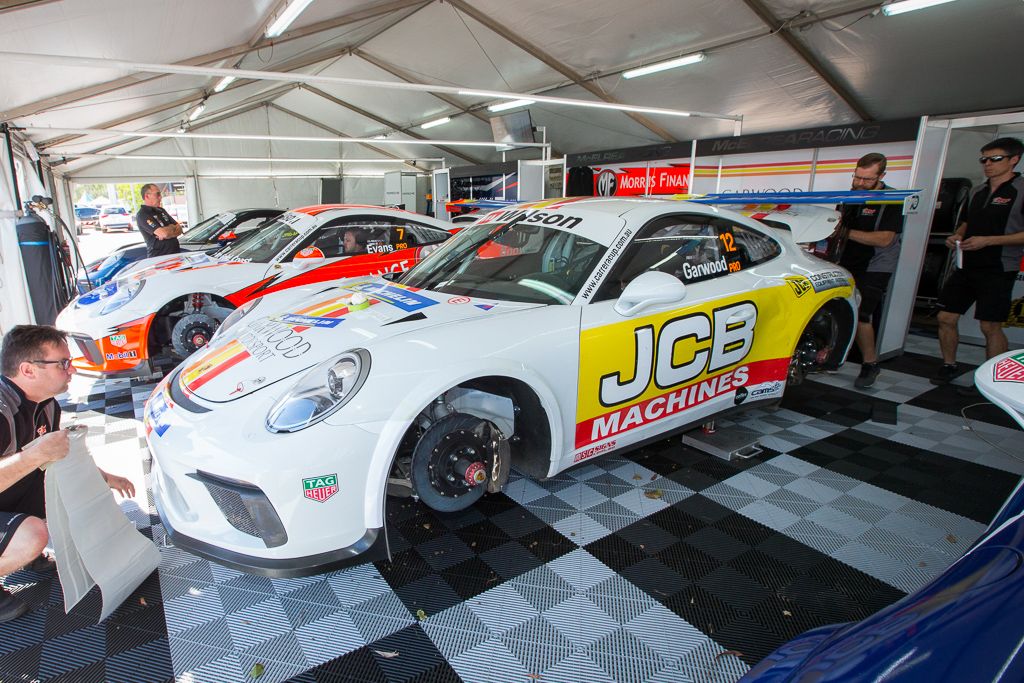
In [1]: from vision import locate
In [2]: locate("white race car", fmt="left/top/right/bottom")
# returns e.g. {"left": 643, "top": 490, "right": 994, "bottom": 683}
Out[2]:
{"left": 145, "top": 196, "right": 859, "bottom": 576}
{"left": 57, "top": 205, "right": 455, "bottom": 376}
{"left": 976, "top": 349, "right": 1024, "bottom": 429}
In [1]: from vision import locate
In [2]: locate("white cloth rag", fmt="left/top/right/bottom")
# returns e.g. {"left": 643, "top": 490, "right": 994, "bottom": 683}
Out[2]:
{"left": 43, "top": 426, "right": 160, "bottom": 620}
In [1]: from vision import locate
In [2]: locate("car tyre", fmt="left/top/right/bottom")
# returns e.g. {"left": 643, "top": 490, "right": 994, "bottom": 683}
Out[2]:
{"left": 171, "top": 312, "right": 218, "bottom": 358}
{"left": 410, "top": 413, "right": 493, "bottom": 513}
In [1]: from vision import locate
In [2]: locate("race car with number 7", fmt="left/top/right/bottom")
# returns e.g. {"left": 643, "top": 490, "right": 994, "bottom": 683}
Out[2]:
{"left": 145, "top": 195, "right": 870, "bottom": 577}
{"left": 56, "top": 205, "right": 455, "bottom": 376}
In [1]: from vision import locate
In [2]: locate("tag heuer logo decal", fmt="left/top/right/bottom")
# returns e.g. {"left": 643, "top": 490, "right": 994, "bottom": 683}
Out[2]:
{"left": 108, "top": 334, "right": 128, "bottom": 347}
{"left": 303, "top": 474, "right": 339, "bottom": 502}
{"left": 993, "top": 352, "right": 1024, "bottom": 383}
{"left": 784, "top": 276, "right": 813, "bottom": 298}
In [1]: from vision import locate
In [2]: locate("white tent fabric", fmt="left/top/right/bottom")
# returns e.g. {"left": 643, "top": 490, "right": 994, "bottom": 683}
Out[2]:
{"left": 0, "top": 0, "right": 1020, "bottom": 217}
{"left": 0, "top": 138, "right": 36, "bottom": 331}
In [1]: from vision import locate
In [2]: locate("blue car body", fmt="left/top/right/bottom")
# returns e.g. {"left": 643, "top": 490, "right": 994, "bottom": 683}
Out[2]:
{"left": 77, "top": 208, "right": 283, "bottom": 293}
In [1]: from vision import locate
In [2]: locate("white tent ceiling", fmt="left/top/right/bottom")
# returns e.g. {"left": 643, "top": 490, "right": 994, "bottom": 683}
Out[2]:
{"left": 1, "top": 0, "right": 1022, "bottom": 182}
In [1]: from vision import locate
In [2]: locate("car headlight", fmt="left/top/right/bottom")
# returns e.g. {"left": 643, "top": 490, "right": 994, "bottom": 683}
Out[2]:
{"left": 266, "top": 349, "right": 370, "bottom": 433}
{"left": 213, "top": 297, "right": 262, "bottom": 341}
{"left": 98, "top": 279, "right": 145, "bottom": 315}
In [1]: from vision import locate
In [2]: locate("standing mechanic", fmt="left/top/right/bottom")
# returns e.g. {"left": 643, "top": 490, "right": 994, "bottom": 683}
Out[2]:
{"left": 934, "top": 137, "right": 1024, "bottom": 387}
{"left": 0, "top": 326, "right": 135, "bottom": 622}
{"left": 838, "top": 152, "right": 904, "bottom": 388}
{"left": 136, "top": 183, "right": 183, "bottom": 259}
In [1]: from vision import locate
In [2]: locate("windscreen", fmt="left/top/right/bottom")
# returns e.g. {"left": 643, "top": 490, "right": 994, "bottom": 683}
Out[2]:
{"left": 400, "top": 219, "right": 606, "bottom": 304}
{"left": 217, "top": 217, "right": 302, "bottom": 263}
{"left": 180, "top": 214, "right": 231, "bottom": 245}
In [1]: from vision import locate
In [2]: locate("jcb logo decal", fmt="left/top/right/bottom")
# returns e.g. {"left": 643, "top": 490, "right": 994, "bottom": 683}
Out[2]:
{"left": 577, "top": 294, "right": 796, "bottom": 449}
{"left": 785, "top": 276, "right": 813, "bottom": 298}
{"left": 599, "top": 301, "right": 757, "bottom": 407}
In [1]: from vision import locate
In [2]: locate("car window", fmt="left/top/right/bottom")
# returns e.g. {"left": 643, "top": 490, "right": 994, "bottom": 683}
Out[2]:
{"left": 219, "top": 217, "right": 303, "bottom": 263}
{"left": 594, "top": 214, "right": 778, "bottom": 301}
{"left": 288, "top": 217, "right": 449, "bottom": 259}
{"left": 400, "top": 220, "right": 606, "bottom": 305}
{"left": 726, "top": 222, "right": 782, "bottom": 268}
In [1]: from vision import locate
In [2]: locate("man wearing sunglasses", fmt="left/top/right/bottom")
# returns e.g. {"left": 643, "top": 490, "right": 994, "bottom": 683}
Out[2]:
{"left": 934, "top": 137, "right": 1024, "bottom": 387}
{"left": 0, "top": 325, "right": 135, "bottom": 622}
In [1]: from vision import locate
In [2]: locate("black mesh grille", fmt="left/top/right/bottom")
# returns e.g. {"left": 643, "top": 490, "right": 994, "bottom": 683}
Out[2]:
{"left": 202, "top": 481, "right": 262, "bottom": 538}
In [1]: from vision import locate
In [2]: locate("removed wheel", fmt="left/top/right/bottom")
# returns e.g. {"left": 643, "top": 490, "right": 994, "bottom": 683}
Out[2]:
{"left": 789, "top": 306, "right": 839, "bottom": 385}
{"left": 171, "top": 312, "right": 218, "bottom": 357}
{"left": 410, "top": 413, "right": 494, "bottom": 512}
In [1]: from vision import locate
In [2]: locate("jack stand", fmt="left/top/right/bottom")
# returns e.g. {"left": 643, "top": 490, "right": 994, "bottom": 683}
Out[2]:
{"left": 680, "top": 422, "right": 764, "bottom": 462}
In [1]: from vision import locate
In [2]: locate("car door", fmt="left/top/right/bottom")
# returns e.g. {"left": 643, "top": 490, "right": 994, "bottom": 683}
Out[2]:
{"left": 566, "top": 212, "right": 789, "bottom": 471}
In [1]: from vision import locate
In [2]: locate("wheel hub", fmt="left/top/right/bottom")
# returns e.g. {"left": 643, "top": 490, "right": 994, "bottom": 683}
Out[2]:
{"left": 427, "top": 430, "right": 489, "bottom": 498}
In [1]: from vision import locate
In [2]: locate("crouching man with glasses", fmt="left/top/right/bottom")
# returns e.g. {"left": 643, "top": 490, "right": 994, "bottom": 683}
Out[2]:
{"left": 934, "top": 137, "right": 1024, "bottom": 390}
{"left": 0, "top": 325, "right": 135, "bottom": 622}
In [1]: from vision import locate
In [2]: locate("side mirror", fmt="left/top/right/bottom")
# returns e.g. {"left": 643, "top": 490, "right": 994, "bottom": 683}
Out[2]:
{"left": 614, "top": 271, "right": 687, "bottom": 317}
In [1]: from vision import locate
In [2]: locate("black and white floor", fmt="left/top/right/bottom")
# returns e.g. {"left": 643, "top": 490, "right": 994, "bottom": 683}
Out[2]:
{"left": 0, "top": 333, "right": 1020, "bottom": 683}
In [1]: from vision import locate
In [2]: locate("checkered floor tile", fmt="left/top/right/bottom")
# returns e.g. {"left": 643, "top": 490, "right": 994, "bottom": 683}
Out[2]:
{"left": 0, "top": 334, "right": 1020, "bottom": 682}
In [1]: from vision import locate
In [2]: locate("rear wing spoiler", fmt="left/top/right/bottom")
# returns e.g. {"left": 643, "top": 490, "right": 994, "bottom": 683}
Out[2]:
{"left": 445, "top": 190, "right": 921, "bottom": 244}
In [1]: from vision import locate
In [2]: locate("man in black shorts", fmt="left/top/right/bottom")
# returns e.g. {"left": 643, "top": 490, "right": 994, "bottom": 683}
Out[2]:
{"left": 934, "top": 137, "right": 1024, "bottom": 386}
{"left": 136, "top": 183, "right": 183, "bottom": 258}
{"left": 0, "top": 326, "right": 134, "bottom": 622}
{"left": 838, "top": 152, "right": 904, "bottom": 388}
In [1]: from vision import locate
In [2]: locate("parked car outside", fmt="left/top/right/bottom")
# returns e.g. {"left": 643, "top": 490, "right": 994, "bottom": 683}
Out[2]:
{"left": 98, "top": 205, "right": 133, "bottom": 232}
{"left": 73, "top": 206, "right": 100, "bottom": 234}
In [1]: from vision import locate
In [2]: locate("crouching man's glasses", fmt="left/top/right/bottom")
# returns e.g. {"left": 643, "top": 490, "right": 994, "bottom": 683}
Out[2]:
{"left": 979, "top": 155, "right": 1008, "bottom": 164}
{"left": 32, "top": 359, "right": 72, "bottom": 370}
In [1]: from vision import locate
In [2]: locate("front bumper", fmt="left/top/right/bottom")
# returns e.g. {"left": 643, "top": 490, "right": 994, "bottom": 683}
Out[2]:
{"left": 57, "top": 305, "right": 154, "bottom": 375}
{"left": 146, "top": 370, "right": 390, "bottom": 576}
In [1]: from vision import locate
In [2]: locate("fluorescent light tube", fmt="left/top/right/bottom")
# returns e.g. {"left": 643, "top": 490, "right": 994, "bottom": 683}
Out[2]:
{"left": 622, "top": 52, "right": 705, "bottom": 79}
{"left": 420, "top": 116, "right": 450, "bottom": 130}
{"left": 266, "top": 0, "right": 315, "bottom": 38}
{"left": 188, "top": 101, "right": 206, "bottom": 121}
{"left": 488, "top": 99, "right": 535, "bottom": 113}
{"left": 213, "top": 76, "right": 236, "bottom": 92}
{"left": 882, "top": 0, "right": 957, "bottom": 15}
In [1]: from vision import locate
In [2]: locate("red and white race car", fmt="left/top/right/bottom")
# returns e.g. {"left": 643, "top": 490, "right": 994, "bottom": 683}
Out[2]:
{"left": 56, "top": 205, "right": 455, "bottom": 375}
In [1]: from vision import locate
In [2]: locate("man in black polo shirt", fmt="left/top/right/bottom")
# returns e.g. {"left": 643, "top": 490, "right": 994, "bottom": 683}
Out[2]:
{"left": 838, "top": 152, "right": 904, "bottom": 388}
{"left": 934, "top": 137, "right": 1024, "bottom": 386}
{"left": 0, "top": 326, "right": 135, "bottom": 622}
{"left": 135, "top": 183, "right": 183, "bottom": 258}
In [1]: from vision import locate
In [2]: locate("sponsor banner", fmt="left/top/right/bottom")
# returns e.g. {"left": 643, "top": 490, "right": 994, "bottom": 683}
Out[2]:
{"left": 303, "top": 474, "right": 339, "bottom": 502}
{"left": 746, "top": 380, "right": 785, "bottom": 400}
{"left": 274, "top": 313, "right": 343, "bottom": 329}
{"left": 808, "top": 270, "right": 852, "bottom": 293}
{"left": 576, "top": 286, "right": 831, "bottom": 449}
{"left": 347, "top": 283, "right": 438, "bottom": 312}
{"left": 575, "top": 358, "right": 789, "bottom": 448}
{"left": 145, "top": 387, "right": 172, "bottom": 438}
{"left": 592, "top": 165, "right": 691, "bottom": 196}
{"left": 573, "top": 439, "right": 617, "bottom": 464}
{"left": 785, "top": 276, "right": 813, "bottom": 298}
{"left": 993, "top": 352, "right": 1024, "bottom": 383}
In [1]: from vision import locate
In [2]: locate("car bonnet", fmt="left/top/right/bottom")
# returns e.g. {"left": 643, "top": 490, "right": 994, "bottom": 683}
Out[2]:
{"left": 176, "top": 276, "right": 542, "bottom": 403}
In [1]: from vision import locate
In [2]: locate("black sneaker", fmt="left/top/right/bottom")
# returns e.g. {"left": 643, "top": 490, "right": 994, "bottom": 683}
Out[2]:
{"left": 855, "top": 363, "right": 880, "bottom": 388}
{"left": 0, "top": 586, "right": 28, "bottom": 623}
{"left": 931, "top": 363, "right": 959, "bottom": 386}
